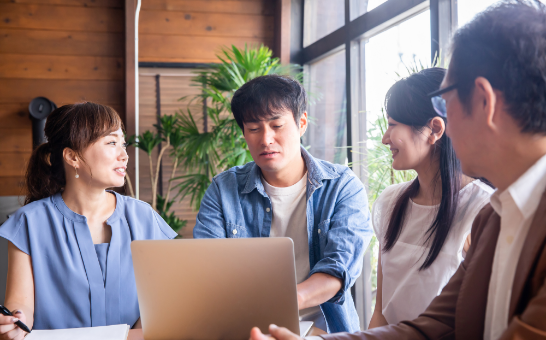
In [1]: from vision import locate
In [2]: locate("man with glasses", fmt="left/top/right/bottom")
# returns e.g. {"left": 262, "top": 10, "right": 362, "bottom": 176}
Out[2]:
{"left": 250, "top": 1, "right": 546, "bottom": 339}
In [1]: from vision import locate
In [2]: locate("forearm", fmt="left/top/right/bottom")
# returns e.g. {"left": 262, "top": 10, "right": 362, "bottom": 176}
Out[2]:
{"left": 368, "top": 310, "right": 388, "bottom": 329}
{"left": 296, "top": 273, "right": 342, "bottom": 310}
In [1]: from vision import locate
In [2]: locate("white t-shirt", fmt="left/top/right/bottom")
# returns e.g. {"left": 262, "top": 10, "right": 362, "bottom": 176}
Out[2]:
{"left": 262, "top": 173, "right": 310, "bottom": 284}
{"left": 372, "top": 179, "right": 493, "bottom": 325}
{"left": 262, "top": 173, "right": 322, "bottom": 317}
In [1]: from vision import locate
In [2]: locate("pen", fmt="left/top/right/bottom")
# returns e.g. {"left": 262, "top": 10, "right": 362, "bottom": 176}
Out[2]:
{"left": 0, "top": 305, "right": 31, "bottom": 333}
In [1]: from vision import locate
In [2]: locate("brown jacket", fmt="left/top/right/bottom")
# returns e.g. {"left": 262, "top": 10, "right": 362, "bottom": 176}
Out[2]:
{"left": 322, "top": 196, "right": 546, "bottom": 340}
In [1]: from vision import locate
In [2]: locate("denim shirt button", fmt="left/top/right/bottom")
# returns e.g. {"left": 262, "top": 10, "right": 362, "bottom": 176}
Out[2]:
{"left": 232, "top": 229, "right": 237, "bottom": 235}
{"left": 266, "top": 208, "right": 271, "bottom": 212}
{"left": 318, "top": 229, "right": 321, "bottom": 234}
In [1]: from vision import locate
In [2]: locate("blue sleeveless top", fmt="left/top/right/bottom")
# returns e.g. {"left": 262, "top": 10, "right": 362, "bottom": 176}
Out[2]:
{"left": 0, "top": 191, "right": 177, "bottom": 329}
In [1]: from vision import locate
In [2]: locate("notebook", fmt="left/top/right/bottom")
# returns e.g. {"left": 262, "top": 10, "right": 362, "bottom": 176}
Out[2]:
{"left": 25, "top": 324, "right": 130, "bottom": 340}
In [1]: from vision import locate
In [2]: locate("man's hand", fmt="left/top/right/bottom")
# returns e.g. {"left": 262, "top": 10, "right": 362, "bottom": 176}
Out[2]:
{"left": 297, "top": 273, "right": 342, "bottom": 310}
{"left": 249, "top": 324, "right": 303, "bottom": 340}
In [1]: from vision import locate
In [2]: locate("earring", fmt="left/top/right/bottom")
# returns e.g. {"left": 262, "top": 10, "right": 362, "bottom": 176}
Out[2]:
{"left": 74, "top": 166, "right": 79, "bottom": 179}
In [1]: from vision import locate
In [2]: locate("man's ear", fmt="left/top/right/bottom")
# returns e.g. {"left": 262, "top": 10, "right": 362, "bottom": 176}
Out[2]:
{"left": 299, "top": 112, "right": 308, "bottom": 137}
{"left": 473, "top": 77, "right": 498, "bottom": 131}
{"left": 63, "top": 147, "right": 79, "bottom": 168}
{"left": 428, "top": 117, "right": 446, "bottom": 145}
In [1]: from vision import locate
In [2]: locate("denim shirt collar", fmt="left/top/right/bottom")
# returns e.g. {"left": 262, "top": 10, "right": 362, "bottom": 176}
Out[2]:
{"left": 241, "top": 146, "right": 340, "bottom": 196}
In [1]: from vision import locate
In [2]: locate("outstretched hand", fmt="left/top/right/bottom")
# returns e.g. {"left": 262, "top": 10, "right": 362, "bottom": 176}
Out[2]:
{"left": 249, "top": 324, "right": 304, "bottom": 340}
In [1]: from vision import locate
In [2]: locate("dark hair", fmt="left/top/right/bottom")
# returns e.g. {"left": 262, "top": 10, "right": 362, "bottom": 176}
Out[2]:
{"left": 383, "top": 67, "right": 462, "bottom": 270}
{"left": 231, "top": 75, "right": 307, "bottom": 133}
{"left": 449, "top": 0, "right": 546, "bottom": 134}
{"left": 25, "top": 102, "right": 123, "bottom": 205}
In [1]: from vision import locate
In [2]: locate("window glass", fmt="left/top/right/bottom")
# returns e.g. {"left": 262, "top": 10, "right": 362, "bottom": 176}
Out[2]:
{"left": 303, "top": 50, "right": 347, "bottom": 164}
{"left": 364, "top": 10, "right": 431, "bottom": 127}
{"left": 350, "top": 0, "right": 388, "bottom": 20}
{"left": 303, "top": 0, "right": 345, "bottom": 47}
{"left": 457, "top": 0, "right": 502, "bottom": 27}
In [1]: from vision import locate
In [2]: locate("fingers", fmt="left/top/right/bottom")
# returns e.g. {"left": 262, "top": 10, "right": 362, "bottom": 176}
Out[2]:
{"left": 249, "top": 327, "right": 273, "bottom": 340}
{"left": 269, "top": 324, "right": 302, "bottom": 340}
{"left": 0, "top": 317, "right": 17, "bottom": 334}
{"left": 3, "top": 326, "right": 23, "bottom": 340}
{"left": 0, "top": 315, "right": 18, "bottom": 326}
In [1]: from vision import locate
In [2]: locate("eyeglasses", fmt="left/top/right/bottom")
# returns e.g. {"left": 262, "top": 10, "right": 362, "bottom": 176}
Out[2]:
{"left": 428, "top": 83, "right": 458, "bottom": 118}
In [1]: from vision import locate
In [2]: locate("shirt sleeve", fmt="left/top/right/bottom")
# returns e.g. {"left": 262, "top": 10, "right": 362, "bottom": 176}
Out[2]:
{"left": 152, "top": 210, "right": 178, "bottom": 240}
{"left": 309, "top": 171, "right": 373, "bottom": 305}
{"left": 193, "top": 178, "right": 228, "bottom": 239}
{"left": 0, "top": 211, "right": 31, "bottom": 255}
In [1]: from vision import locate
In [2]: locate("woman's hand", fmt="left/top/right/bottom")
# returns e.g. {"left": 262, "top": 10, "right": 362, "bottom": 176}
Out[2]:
{"left": 249, "top": 324, "right": 302, "bottom": 340}
{"left": 0, "top": 310, "right": 28, "bottom": 340}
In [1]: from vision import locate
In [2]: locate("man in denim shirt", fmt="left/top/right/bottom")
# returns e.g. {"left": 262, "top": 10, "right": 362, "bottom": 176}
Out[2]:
{"left": 193, "top": 75, "right": 372, "bottom": 333}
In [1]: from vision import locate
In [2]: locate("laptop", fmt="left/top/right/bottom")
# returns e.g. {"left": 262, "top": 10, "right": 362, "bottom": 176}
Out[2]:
{"left": 131, "top": 238, "right": 310, "bottom": 340}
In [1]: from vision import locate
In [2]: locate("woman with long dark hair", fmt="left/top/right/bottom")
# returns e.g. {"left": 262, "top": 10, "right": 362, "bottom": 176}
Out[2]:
{"left": 368, "top": 68, "right": 493, "bottom": 328}
{"left": 0, "top": 103, "right": 176, "bottom": 339}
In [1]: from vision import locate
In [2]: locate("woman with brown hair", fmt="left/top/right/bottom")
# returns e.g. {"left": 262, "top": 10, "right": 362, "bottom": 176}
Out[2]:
{"left": 0, "top": 102, "right": 177, "bottom": 340}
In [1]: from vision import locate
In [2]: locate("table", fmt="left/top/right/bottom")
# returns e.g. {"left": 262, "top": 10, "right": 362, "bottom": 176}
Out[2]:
{"left": 127, "top": 326, "right": 326, "bottom": 339}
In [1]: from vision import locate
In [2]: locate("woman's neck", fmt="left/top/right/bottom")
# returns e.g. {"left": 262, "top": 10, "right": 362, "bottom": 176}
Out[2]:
{"left": 61, "top": 183, "right": 114, "bottom": 220}
{"left": 412, "top": 160, "right": 442, "bottom": 206}
{"left": 412, "top": 159, "right": 473, "bottom": 206}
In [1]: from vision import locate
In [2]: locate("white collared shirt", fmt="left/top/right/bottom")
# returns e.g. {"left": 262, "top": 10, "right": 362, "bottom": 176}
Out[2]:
{"left": 484, "top": 153, "right": 546, "bottom": 340}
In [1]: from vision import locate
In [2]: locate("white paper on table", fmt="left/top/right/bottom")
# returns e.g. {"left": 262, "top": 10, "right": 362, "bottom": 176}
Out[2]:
{"left": 25, "top": 324, "right": 130, "bottom": 340}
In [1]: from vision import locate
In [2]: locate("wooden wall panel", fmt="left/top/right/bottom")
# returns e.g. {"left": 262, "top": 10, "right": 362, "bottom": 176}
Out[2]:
{"left": 0, "top": 79, "right": 124, "bottom": 105}
{"left": 0, "top": 54, "right": 124, "bottom": 80}
{"left": 139, "top": 0, "right": 275, "bottom": 63}
{"left": 140, "top": 11, "right": 273, "bottom": 38}
{"left": 139, "top": 34, "right": 273, "bottom": 63}
{"left": 0, "top": 129, "right": 32, "bottom": 153}
{"left": 0, "top": 104, "right": 31, "bottom": 129}
{"left": 0, "top": 29, "right": 124, "bottom": 57}
{"left": 0, "top": 0, "right": 123, "bottom": 8}
{"left": 0, "top": 153, "right": 31, "bottom": 177}
{"left": 141, "top": 0, "right": 273, "bottom": 15}
{"left": 0, "top": 3, "right": 124, "bottom": 32}
{"left": 0, "top": 1, "right": 125, "bottom": 196}
{"left": 138, "top": 68, "right": 203, "bottom": 238}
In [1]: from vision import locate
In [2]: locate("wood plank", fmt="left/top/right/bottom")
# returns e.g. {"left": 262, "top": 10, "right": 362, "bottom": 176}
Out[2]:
{"left": 0, "top": 176, "right": 26, "bottom": 197}
{"left": 0, "top": 79, "right": 124, "bottom": 105}
{"left": 141, "top": 0, "right": 274, "bottom": 15}
{"left": 0, "top": 128, "right": 32, "bottom": 153}
{"left": 0, "top": 54, "right": 124, "bottom": 81}
{"left": 139, "top": 34, "right": 273, "bottom": 63}
{"left": 125, "top": 0, "right": 137, "bottom": 189}
{"left": 0, "top": 103, "right": 31, "bottom": 129}
{"left": 0, "top": 152, "right": 31, "bottom": 177}
{"left": 139, "top": 9, "right": 274, "bottom": 38}
{"left": 0, "top": 0, "right": 123, "bottom": 8}
{"left": 0, "top": 29, "right": 124, "bottom": 57}
{"left": 0, "top": 3, "right": 124, "bottom": 33}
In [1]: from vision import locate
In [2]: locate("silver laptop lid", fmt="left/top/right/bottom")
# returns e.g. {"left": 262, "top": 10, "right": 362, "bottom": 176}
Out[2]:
{"left": 131, "top": 238, "right": 300, "bottom": 340}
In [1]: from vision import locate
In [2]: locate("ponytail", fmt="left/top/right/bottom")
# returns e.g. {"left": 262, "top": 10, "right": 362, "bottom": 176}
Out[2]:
{"left": 25, "top": 143, "right": 66, "bottom": 205}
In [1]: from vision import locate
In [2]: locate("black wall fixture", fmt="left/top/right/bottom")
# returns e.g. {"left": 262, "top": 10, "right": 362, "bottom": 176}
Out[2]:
{"left": 28, "top": 97, "right": 57, "bottom": 149}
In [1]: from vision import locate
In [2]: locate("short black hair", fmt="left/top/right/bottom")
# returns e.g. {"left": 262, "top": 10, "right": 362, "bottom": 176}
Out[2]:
{"left": 449, "top": 0, "right": 546, "bottom": 134}
{"left": 230, "top": 74, "right": 307, "bottom": 133}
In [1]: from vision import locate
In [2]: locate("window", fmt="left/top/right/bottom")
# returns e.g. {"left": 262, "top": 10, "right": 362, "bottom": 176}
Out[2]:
{"left": 350, "top": 0, "right": 389, "bottom": 20}
{"left": 364, "top": 10, "right": 431, "bottom": 126}
{"left": 303, "top": 0, "right": 345, "bottom": 47}
{"left": 303, "top": 50, "right": 347, "bottom": 164}
{"left": 457, "top": 0, "right": 502, "bottom": 27}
